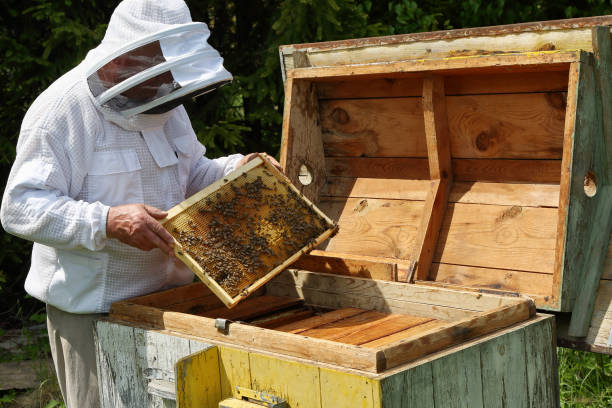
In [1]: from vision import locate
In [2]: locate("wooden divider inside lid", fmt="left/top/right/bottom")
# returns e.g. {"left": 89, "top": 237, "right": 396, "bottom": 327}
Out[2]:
{"left": 281, "top": 53, "right": 573, "bottom": 311}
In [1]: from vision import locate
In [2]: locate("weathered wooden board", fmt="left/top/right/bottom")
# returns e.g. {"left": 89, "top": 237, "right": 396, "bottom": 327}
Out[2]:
{"left": 429, "top": 263, "right": 554, "bottom": 307}
{"left": 316, "top": 71, "right": 569, "bottom": 99}
{"left": 318, "top": 197, "right": 424, "bottom": 259}
{"left": 280, "top": 78, "right": 326, "bottom": 203}
{"left": 292, "top": 252, "right": 396, "bottom": 281}
{"left": 280, "top": 17, "right": 610, "bottom": 77}
{"left": 434, "top": 203, "right": 558, "bottom": 274}
{"left": 320, "top": 93, "right": 565, "bottom": 159}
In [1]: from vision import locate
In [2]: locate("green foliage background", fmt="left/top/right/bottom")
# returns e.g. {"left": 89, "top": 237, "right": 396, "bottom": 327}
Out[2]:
{"left": 0, "top": 0, "right": 610, "bottom": 322}
{"left": 0, "top": 1, "right": 612, "bottom": 406}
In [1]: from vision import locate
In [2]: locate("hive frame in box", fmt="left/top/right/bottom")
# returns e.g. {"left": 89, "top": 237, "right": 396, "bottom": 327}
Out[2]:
{"left": 160, "top": 154, "right": 337, "bottom": 308}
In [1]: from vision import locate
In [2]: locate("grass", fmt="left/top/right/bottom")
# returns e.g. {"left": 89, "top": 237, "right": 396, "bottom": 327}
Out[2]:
{"left": 1, "top": 322, "right": 612, "bottom": 407}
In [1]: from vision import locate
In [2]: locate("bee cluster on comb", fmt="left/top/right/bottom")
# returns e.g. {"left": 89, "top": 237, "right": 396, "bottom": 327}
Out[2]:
{"left": 163, "top": 156, "right": 335, "bottom": 302}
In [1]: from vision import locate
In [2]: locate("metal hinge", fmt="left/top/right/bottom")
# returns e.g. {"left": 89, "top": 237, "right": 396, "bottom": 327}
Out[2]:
{"left": 218, "top": 386, "right": 288, "bottom": 408}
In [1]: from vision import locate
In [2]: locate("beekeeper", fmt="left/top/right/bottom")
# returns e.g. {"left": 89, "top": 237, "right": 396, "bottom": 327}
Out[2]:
{"left": 0, "top": 1, "right": 275, "bottom": 407}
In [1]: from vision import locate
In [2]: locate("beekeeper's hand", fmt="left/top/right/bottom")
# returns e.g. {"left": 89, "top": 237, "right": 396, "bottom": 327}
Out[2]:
{"left": 238, "top": 153, "right": 283, "bottom": 172}
{"left": 106, "top": 204, "right": 174, "bottom": 256}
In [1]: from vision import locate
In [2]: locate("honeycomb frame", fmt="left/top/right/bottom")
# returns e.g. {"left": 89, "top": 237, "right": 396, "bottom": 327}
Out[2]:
{"left": 161, "top": 154, "right": 337, "bottom": 308}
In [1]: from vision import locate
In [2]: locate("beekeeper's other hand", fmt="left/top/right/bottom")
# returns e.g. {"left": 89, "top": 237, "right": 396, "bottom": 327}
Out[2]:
{"left": 106, "top": 204, "right": 174, "bottom": 256}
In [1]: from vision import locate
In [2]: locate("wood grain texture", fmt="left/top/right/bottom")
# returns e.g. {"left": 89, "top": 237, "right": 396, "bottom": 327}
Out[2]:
{"left": 271, "top": 269, "right": 521, "bottom": 311}
{"left": 175, "top": 347, "right": 221, "bottom": 408}
{"left": 288, "top": 52, "right": 578, "bottom": 80}
{"left": 480, "top": 328, "right": 529, "bottom": 408}
{"left": 379, "top": 301, "right": 535, "bottom": 370}
{"left": 360, "top": 320, "right": 447, "bottom": 349}
{"left": 292, "top": 252, "right": 396, "bottom": 281}
{"left": 280, "top": 78, "right": 326, "bottom": 204}
{"left": 334, "top": 315, "right": 434, "bottom": 345}
{"left": 434, "top": 203, "right": 558, "bottom": 274}
{"left": 316, "top": 71, "right": 569, "bottom": 99}
{"left": 602, "top": 237, "right": 612, "bottom": 280}
{"left": 322, "top": 177, "right": 430, "bottom": 201}
{"left": 432, "top": 346, "right": 484, "bottom": 408}
{"left": 109, "top": 301, "right": 383, "bottom": 372}
{"left": 408, "top": 179, "right": 451, "bottom": 282}
{"left": 275, "top": 308, "right": 367, "bottom": 333}
{"left": 567, "top": 27, "right": 612, "bottom": 335}
{"left": 320, "top": 98, "right": 426, "bottom": 157}
{"left": 524, "top": 316, "right": 559, "bottom": 407}
{"left": 320, "top": 93, "right": 565, "bottom": 159}
{"left": 217, "top": 347, "right": 251, "bottom": 400}
{"left": 563, "top": 52, "right": 612, "bottom": 324}
{"left": 325, "top": 157, "right": 430, "bottom": 179}
{"left": 319, "top": 368, "right": 376, "bottom": 408}
{"left": 447, "top": 93, "right": 566, "bottom": 159}
{"left": 453, "top": 158, "right": 561, "bottom": 183}
{"left": 298, "top": 310, "right": 389, "bottom": 340}
{"left": 201, "top": 296, "right": 303, "bottom": 321}
{"left": 423, "top": 75, "right": 452, "bottom": 179}
{"left": 318, "top": 197, "right": 424, "bottom": 259}
{"left": 429, "top": 263, "right": 555, "bottom": 308}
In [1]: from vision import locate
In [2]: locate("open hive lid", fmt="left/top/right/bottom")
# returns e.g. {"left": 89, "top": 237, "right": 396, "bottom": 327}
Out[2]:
{"left": 278, "top": 18, "right": 612, "bottom": 324}
{"left": 161, "top": 154, "right": 337, "bottom": 308}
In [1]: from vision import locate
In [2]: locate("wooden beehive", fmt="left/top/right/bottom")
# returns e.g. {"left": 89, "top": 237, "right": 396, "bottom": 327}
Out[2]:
{"left": 161, "top": 154, "right": 337, "bottom": 308}
{"left": 101, "top": 17, "right": 612, "bottom": 408}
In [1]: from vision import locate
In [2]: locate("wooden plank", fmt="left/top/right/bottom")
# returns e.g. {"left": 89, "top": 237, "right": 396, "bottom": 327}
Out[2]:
{"left": 406, "top": 363, "right": 436, "bottom": 407}
{"left": 288, "top": 52, "right": 578, "bottom": 80}
{"left": 524, "top": 316, "right": 559, "bottom": 407}
{"left": 109, "top": 302, "right": 382, "bottom": 372}
{"left": 334, "top": 315, "right": 434, "bottom": 346}
{"left": 249, "top": 308, "right": 315, "bottom": 329}
{"left": 275, "top": 308, "right": 367, "bottom": 333}
{"left": 429, "top": 263, "right": 555, "bottom": 306}
{"left": 248, "top": 352, "right": 322, "bottom": 408}
{"left": 318, "top": 197, "right": 424, "bottom": 259}
{"left": 320, "top": 93, "right": 565, "bottom": 159}
{"left": 553, "top": 61, "right": 580, "bottom": 311}
{"left": 0, "top": 360, "right": 52, "bottom": 390}
{"left": 323, "top": 178, "right": 560, "bottom": 208}
{"left": 360, "top": 320, "right": 447, "bottom": 349}
{"left": 129, "top": 283, "right": 215, "bottom": 307}
{"left": 480, "top": 328, "right": 529, "bottom": 408}
{"left": 299, "top": 311, "right": 389, "bottom": 340}
{"left": 201, "top": 296, "right": 303, "bottom": 321}
{"left": 280, "top": 78, "right": 326, "bottom": 204}
{"left": 434, "top": 203, "right": 558, "bottom": 274}
{"left": 447, "top": 92, "right": 566, "bottom": 159}
{"left": 453, "top": 158, "right": 561, "bottom": 183}
{"left": 326, "top": 157, "right": 429, "bottom": 179}
{"left": 408, "top": 179, "right": 451, "bottom": 282}
{"left": 326, "top": 156, "right": 560, "bottom": 183}
{"left": 322, "top": 177, "right": 430, "bottom": 201}
{"left": 449, "top": 181, "right": 559, "bottom": 207}
{"left": 271, "top": 269, "right": 521, "bottom": 311}
{"left": 218, "top": 346, "right": 251, "bottom": 400}
{"left": 316, "top": 71, "right": 569, "bottom": 99}
{"left": 163, "top": 295, "right": 224, "bottom": 314}
{"left": 320, "top": 98, "right": 426, "bottom": 157}
{"left": 175, "top": 347, "right": 221, "bottom": 408}
{"left": 423, "top": 75, "right": 452, "bottom": 180}
{"left": 95, "top": 321, "right": 147, "bottom": 408}
{"left": 380, "top": 301, "right": 535, "bottom": 370}
{"left": 603, "top": 237, "right": 612, "bottom": 280}
{"left": 432, "top": 345, "right": 484, "bottom": 408}
{"left": 292, "top": 252, "right": 396, "bottom": 281}
{"left": 564, "top": 52, "right": 612, "bottom": 322}
{"left": 266, "top": 281, "right": 477, "bottom": 321}
{"left": 593, "top": 26, "right": 612, "bottom": 181}
{"left": 405, "top": 75, "right": 453, "bottom": 282}
{"left": 567, "top": 27, "right": 612, "bottom": 335}
{"left": 320, "top": 368, "right": 375, "bottom": 408}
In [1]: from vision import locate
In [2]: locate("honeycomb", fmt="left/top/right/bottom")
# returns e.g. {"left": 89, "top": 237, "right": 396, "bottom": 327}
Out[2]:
{"left": 163, "top": 159, "right": 335, "bottom": 299}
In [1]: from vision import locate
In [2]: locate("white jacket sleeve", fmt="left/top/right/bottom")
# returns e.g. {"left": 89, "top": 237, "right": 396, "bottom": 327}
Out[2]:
{"left": 1, "top": 125, "right": 109, "bottom": 251}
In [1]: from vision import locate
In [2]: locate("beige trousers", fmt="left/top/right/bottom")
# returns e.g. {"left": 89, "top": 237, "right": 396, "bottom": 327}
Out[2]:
{"left": 46, "top": 304, "right": 106, "bottom": 408}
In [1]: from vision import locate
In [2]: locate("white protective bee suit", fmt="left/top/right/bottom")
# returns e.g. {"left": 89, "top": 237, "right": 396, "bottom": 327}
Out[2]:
{"left": 0, "top": 1, "right": 241, "bottom": 406}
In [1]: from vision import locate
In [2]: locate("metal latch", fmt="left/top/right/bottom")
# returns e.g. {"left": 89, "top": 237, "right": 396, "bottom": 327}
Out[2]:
{"left": 215, "top": 318, "right": 231, "bottom": 335}
{"left": 218, "top": 386, "right": 288, "bottom": 408}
